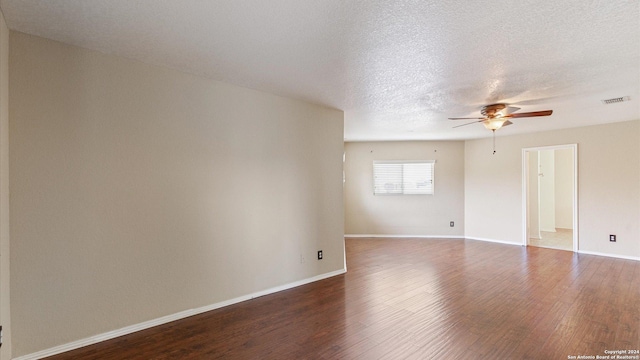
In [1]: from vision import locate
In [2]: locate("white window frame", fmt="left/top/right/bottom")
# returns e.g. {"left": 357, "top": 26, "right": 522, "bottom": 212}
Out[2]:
{"left": 373, "top": 160, "right": 435, "bottom": 195}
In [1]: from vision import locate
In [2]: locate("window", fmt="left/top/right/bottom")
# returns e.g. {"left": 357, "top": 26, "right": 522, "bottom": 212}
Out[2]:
{"left": 373, "top": 160, "right": 434, "bottom": 195}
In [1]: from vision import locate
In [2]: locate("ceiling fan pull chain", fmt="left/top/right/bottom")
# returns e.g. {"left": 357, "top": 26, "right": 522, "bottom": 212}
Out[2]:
{"left": 492, "top": 130, "right": 496, "bottom": 155}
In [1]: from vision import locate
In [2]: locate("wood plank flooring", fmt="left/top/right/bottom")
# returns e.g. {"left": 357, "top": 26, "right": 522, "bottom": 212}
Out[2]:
{"left": 45, "top": 238, "right": 640, "bottom": 359}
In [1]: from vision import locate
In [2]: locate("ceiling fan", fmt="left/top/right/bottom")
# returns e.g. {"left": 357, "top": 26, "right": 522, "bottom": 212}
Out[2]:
{"left": 449, "top": 103, "right": 553, "bottom": 131}
{"left": 449, "top": 103, "right": 553, "bottom": 154}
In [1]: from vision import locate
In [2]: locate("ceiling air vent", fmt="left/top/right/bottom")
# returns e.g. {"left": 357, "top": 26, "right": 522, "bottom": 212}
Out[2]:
{"left": 601, "top": 96, "right": 630, "bottom": 105}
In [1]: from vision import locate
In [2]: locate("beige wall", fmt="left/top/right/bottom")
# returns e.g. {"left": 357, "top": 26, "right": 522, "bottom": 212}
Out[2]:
{"left": 0, "top": 11, "right": 9, "bottom": 360}
{"left": 465, "top": 120, "right": 640, "bottom": 258}
{"left": 527, "top": 152, "right": 540, "bottom": 239}
{"left": 539, "top": 150, "right": 556, "bottom": 232}
{"left": 344, "top": 141, "right": 465, "bottom": 236}
{"left": 9, "top": 32, "right": 344, "bottom": 357}
{"left": 555, "top": 148, "right": 574, "bottom": 229}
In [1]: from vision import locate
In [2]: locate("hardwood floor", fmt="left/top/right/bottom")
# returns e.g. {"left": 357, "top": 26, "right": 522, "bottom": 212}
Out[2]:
{"left": 45, "top": 238, "right": 639, "bottom": 359}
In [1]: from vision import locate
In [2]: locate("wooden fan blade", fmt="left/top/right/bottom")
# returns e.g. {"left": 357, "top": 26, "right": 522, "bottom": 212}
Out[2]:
{"left": 502, "top": 120, "right": 513, "bottom": 127}
{"left": 448, "top": 117, "right": 485, "bottom": 120}
{"left": 453, "top": 120, "right": 484, "bottom": 128}
{"left": 508, "top": 110, "right": 553, "bottom": 118}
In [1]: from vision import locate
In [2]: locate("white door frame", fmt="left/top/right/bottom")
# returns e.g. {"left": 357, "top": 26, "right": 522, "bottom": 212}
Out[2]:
{"left": 521, "top": 144, "right": 578, "bottom": 252}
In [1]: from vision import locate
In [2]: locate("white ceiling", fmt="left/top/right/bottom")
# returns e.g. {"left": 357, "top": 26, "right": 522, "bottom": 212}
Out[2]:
{"left": 1, "top": 0, "right": 638, "bottom": 141}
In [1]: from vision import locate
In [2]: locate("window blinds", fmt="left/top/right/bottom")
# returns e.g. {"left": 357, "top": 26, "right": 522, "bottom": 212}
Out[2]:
{"left": 373, "top": 161, "right": 434, "bottom": 195}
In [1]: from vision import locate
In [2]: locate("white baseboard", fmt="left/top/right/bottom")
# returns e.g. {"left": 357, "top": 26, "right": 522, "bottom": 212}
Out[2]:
{"left": 464, "top": 237, "right": 522, "bottom": 246}
{"left": 14, "top": 268, "right": 346, "bottom": 360}
{"left": 344, "top": 234, "right": 463, "bottom": 239}
{"left": 578, "top": 250, "right": 640, "bottom": 262}
{"left": 344, "top": 235, "right": 521, "bottom": 246}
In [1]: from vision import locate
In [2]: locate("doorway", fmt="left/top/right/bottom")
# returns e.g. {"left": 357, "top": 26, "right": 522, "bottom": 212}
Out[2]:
{"left": 522, "top": 144, "right": 578, "bottom": 252}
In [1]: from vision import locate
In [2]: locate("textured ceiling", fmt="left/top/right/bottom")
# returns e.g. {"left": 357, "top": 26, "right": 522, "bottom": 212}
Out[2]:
{"left": 1, "top": 0, "right": 638, "bottom": 140}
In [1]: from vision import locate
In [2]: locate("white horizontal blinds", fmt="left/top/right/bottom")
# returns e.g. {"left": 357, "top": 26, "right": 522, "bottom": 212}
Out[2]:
{"left": 373, "top": 161, "right": 434, "bottom": 195}
{"left": 373, "top": 163, "right": 403, "bottom": 194}
{"left": 403, "top": 162, "right": 433, "bottom": 194}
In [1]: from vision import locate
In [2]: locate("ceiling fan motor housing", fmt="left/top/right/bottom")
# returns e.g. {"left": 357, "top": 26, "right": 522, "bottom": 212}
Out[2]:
{"left": 481, "top": 103, "right": 507, "bottom": 118}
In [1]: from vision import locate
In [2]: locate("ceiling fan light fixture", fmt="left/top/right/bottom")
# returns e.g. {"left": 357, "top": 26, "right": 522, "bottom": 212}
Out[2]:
{"left": 449, "top": 103, "right": 553, "bottom": 132}
{"left": 482, "top": 118, "right": 506, "bottom": 130}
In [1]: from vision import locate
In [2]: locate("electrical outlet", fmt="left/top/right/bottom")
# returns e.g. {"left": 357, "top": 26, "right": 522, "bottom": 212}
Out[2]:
{"left": 609, "top": 234, "right": 616, "bottom": 242}
{"left": 299, "top": 254, "right": 305, "bottom": 264}
{"left": 317, "top": 250, "right": 323, "bottom": 260}
{"left": 450, "top": 221, "right": 454, "bottom": 227}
